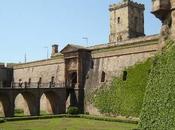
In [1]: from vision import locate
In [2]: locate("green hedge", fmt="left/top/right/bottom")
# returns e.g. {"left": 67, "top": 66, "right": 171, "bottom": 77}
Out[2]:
{"left": 0, "top": 118, "right": 5, "bottom": 123}
{"left": 67, "top": 106, "right": 79, "bottom": 115}
{"left": 93, "top": 59, "right": 152, "bottom": 117}
{"left": 138, "top": 40, "right": 175, "bottom": 130}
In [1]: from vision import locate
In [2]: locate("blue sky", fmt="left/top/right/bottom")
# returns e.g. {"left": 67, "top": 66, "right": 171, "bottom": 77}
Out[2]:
{"left": 0, "top": 0, "right": 161, "bottom": 63}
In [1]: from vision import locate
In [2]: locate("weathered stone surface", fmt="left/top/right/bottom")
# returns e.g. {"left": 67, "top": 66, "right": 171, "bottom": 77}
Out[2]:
{"left": 109, "top": 1, "right": 145, "bottom": 43}
{"left": 13, "top": 58, "right": 65, "bottom": 84}
{"left": 84, "top": 37, "right": 160, "bottom": 114}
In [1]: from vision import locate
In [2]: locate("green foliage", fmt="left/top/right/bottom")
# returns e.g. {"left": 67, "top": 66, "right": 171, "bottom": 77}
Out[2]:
{"left": 93, "top": 59, "right": 152, "bottom": 117}
{"left": 138, "top": 40, "right": 175, "bottom": 130}
{"left": 67, "top": 106, "right": 79, "bottom": 115}
{"left": 0, "top": 118, "right": 5, "bottom": 123}
{"left": 14, "top": 109, "right": 24, "bottom": 114}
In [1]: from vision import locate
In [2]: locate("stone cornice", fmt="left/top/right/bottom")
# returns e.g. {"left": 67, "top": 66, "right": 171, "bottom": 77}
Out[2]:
{"left": 13, "top": 55, "right": 64, "bottom": 69}
{"left": 91, "top": 35, "right": 160, "bottom": 58}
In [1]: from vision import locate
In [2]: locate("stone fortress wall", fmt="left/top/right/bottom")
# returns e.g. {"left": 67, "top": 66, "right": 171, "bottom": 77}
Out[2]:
{"left": 2, "top": 0, "right": 173, "bottom": 116}
{"left": 12, "top": 34, "right": 160, "bottom": 114}
{"left": 13, "top": 56, "right": 65, "bottom": 84}
{"left": 84, "top": 35, "right": 160, "bottom": 114}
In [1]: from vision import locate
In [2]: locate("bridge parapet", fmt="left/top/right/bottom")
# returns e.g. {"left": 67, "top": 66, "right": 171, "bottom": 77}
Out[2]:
{"left": 0, "top": 82, "right": 65, "bottom": 89}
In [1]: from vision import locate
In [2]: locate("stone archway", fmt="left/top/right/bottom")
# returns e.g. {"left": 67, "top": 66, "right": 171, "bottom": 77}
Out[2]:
{"left": 14, "top": 92, "right": 38, "bottom": 116}
{"left": 40, "top": 91, "right": 58, "bottom": 115}
{"left": 0, "top": 95, "right": 11, "bottom": 117}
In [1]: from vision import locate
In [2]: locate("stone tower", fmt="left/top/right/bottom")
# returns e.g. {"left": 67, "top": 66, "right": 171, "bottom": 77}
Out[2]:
{"left": 109, "top": 0, "right": 145, "bottom": 43}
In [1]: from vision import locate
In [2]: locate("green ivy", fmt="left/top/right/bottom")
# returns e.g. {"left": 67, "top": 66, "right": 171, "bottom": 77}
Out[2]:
{"left": 93, "top": 59, "right": 152, "bottom": 117}
{"left": 138, "top": 40, "right": 175, "bottom": 130}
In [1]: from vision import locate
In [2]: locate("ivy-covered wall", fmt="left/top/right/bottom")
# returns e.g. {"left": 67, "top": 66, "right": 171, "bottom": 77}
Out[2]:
{"left": 138, "top": 40, "right": 175, "bottom": 130}
{"left": 93, "top": 59, "right": 152, "bottom": 117}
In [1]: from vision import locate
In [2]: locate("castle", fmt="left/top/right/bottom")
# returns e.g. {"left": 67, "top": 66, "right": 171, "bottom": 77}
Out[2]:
{"left": 1, "top": 0, "right": 173, "bottom": 117}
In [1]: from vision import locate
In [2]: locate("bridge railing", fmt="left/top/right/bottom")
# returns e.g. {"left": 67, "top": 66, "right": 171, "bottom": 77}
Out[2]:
{"left": 11, "top": 82, "right": 65, "bottom": 89}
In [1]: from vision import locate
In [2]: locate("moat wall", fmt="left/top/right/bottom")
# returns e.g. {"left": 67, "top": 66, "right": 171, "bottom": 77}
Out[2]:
{"left": 84, "top": 35, "right": 160, "bottom": 115}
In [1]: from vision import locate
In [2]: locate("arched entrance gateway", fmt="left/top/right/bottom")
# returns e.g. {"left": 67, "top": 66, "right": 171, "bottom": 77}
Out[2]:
{"left": 61, "top": 44, "right": 92, "bottom": 113}
{"left": 14, "top": 92, "right": 39, "bottom": 116}
{"left": 0, "top": 44, "right": 91, "bottom": 117}
{"left": 0, "top": 94, "right": 11, "bottom": 117}
{"left": 40, "top": 91, "right": 58, "bottom": 115}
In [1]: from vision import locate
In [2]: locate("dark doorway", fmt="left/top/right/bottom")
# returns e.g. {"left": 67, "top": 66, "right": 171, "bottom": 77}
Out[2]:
{"left": 68, "top": 71, "right": 77, "bottom": 88}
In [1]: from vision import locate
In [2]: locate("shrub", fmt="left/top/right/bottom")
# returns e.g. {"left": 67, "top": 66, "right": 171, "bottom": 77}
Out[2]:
{"left": 0, "top": 118, "right": 5, "bottom": 123}
{"left": 15, "top": 109, "right": 24, "bottom": 114}
{"left": 85, "top": 112, "right": 89, "bottom": 115}
{"left": 67, "top": 106, "right": 79, "bottom": 115}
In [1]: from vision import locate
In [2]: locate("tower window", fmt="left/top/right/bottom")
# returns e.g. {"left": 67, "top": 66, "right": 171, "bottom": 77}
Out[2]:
{"left": 101, "top": 71, "right": 106, "bottom": 82}
{"left": 117, "top": 17, "right": 121, "bottom": 24}
{"left": 123, "top": 71, "right": 128, "bottom": 81}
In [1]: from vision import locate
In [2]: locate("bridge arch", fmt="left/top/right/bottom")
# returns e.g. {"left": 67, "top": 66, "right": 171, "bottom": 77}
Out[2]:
{"left": 14, "top": 92, "right": 39, "bottom": 116}
{"left": 40, "top": 91, "right": 58, "bottom": 115}
{"left": 0, "top": 94, "right": 11, "bottom": 117}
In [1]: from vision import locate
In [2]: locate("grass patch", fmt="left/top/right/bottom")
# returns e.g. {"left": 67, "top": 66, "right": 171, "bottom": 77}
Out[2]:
{"left": 93, "top": 59, "right": 152, "bottom": 117}
{"left": 0, "top": 117, "right": 137, "bottom": 130}
{"left": 40, "top": 111, "right": 50, "bottom": 116}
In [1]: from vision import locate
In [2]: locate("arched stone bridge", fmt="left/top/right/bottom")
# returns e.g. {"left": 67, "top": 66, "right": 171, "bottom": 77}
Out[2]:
{"left": 0, "top": 83, "right": 67, "bottom": 117}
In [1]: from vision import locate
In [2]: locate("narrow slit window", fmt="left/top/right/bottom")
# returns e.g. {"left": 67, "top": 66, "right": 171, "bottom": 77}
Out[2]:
{"left": 123, "top": 71, "right": 128, "bottom": 81}
{"left": 91, "top": 60, "right": 94, "bottom": 69}
{"left": 117, "top": 17, "right": 121, "bottom": 24}
{"left": 101, "top": 71, "right": 106, "bottom": 82}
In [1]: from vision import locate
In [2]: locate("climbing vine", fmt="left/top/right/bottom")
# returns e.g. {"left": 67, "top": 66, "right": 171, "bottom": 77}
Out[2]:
{"left": 138, "top": 39, "right": 175, "bottom": 130}
{"left": 93, "top": 59, "right": 152, "bottom": 117}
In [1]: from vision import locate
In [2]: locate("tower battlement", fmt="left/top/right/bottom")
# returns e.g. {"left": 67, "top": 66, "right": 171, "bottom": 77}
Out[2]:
{"left": 109, "top": 0, "right": 145, "bottom": 44}
{"left": 109, "top": 0, "right": 144, "bottom": 11}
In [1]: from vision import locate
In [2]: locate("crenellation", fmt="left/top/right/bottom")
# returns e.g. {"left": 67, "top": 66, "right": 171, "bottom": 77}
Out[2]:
{"left": 109, "top": 0, "right": 144, "bottom": 11}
